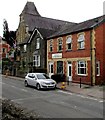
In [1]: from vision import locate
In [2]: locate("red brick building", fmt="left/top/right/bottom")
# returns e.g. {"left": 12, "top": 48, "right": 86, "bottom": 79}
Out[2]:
{"left": 0, "top": 36, "right": 10, "bottom": 60}
{"left": 47, "top": 15, "right": 105, "bottom": 85}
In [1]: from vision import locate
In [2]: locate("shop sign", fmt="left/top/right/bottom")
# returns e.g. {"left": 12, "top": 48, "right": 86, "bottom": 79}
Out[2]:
{"left": 52, "top": 53, "right": 62, "bottom": 58}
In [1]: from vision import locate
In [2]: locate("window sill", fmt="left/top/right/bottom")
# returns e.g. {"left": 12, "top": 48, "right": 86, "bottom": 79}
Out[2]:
{"left": 57, "top": 50, "right": 63, "bottom": 53}
{"left": 66, "top": 50, "right": 72, "bottom": 52}
{"left": 78, "top": 48, "right": 85, "bottom": 50}
{"left": 78, "top": 74, "right": 87, "bottom": 76}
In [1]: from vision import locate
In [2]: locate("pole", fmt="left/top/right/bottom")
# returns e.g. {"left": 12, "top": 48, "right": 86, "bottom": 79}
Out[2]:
{"left": 80, "top": 78, "right": 81, "bottom": 88}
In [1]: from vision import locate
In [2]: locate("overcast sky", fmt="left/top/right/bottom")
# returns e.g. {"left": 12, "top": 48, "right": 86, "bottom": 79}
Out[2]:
{"left": 0, "top": 0, "right": 105, "bottom": 37}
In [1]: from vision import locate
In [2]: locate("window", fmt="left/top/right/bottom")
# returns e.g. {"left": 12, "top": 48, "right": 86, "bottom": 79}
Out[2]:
{"left": 33, "top": 55, "right": 40, "bottom": 67}
{"left": 78, "top": 34, "right": 85, "bottom": 49}
{"left": 66, "top": 36, "right": 72, "bottom": 50}
{"left": 58, "top": 38, "right": 62, "bottom": 51}
{"left": 49, "top": 40, "right": 53, "bottom": 52}
{"left": 96, "top": 61, "right": 100, "bottom": 76}
{"left": 36, "top": 38, "right": 40, "bottom": 49}
{"left": 2, "top": 48, "right": 5, "bottom": 53}
{"left": 24, "top": 44, "right": 27, "bottom": 52}
{"left": 77, "top": 61, "right": 86, "bottom": 75}
{"left": 57, "top": 61, "right": 63, "bottom": 74}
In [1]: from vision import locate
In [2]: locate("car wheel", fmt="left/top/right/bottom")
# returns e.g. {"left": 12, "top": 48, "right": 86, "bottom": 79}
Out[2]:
{"left": 24, "top": 81, "right": 28, "bottom": 87}
{"left": 36, "top": 83, "right": 40, "bottom": 90}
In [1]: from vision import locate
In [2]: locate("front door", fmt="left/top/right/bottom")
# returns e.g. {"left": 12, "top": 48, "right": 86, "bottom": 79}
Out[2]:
{"left": 49, "top": 62, "right": 54, "bottom": 78}
{"left": 67, "top": 63, "right": 72, "bottom": 81}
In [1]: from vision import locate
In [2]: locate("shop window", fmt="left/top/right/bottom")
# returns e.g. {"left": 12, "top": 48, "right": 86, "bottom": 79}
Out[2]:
{"left": 57, "top": 61, "right": 63, "bottom": 74}
{"left": 77, "top": 61, "right": 86, "bottom": 75}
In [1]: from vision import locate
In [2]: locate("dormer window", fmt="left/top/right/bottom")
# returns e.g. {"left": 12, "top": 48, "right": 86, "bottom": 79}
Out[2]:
{"left": 36, "top": 38, "right": 40, "bottom": 49}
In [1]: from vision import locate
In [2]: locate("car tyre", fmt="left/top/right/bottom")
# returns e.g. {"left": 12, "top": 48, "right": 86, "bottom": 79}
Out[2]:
{"left": 24, "top": 81, "right": 28, "bottom": 87}
{"left": 36, "top": 83, "right": 41, "bottom": 90}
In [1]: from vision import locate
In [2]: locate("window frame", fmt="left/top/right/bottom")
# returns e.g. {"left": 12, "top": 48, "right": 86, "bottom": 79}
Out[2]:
{"left": 49, "top": 40, "right": 53, "bottom": 52}
{"left": 58, "top": 37, "right": 63, "bottom": 52}
{"left": 33, "top": 55, "right": 40, "bottom": 67}
{"left": 36, "top": 38, "right": 40, "bottom": 49}
{"left": 66, "top": 36, "right": 72, "bottom": 50}
{"left": 77, "top": 60, "right": 87, "bottom": 76}
{"left": 78, "top": 33, "right": 85, "bottom": 49}
{"left": 23, "top": 44, "right": 27, "bottom": 52}
{"left": 96, "top": 61, "right": 100, "bottom": 76}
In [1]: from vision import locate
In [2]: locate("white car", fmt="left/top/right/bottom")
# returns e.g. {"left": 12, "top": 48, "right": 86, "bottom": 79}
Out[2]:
{"left": 25, "top": 73, "right": 56, "bottom": 90}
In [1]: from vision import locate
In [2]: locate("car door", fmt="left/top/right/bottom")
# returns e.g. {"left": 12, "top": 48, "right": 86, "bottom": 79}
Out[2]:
{"left": 27, "top": 73, "right": 32, "bottom": 85}
{"left": 31, "top": 73, "right": 37, "bottom": 87}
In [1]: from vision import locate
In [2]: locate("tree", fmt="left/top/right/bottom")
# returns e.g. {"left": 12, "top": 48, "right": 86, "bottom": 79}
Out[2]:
{"left": 3, "top": 19, "right": 16, "bottom": 47}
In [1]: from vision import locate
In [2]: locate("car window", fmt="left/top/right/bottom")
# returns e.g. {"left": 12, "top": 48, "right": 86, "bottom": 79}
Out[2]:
{"left": 36, "top": 74, "right": 50, "bottom": 79}
{"left": 28, "top": 74, "right": 35, "bottom": 78}
{"left": 31, "top": 74, "right": 35, "bottom": 78}
{"left": 43, "top": 74, "right": 50, "bottom": 79}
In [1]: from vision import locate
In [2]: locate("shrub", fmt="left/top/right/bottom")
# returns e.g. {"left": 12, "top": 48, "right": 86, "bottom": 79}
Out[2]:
{"left": 51, "top": 74, "right": 66, "bottom": 83}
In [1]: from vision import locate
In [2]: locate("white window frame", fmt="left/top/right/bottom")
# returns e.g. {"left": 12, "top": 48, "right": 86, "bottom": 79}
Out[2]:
{"left": 33, "top": 55, "right": 40, "bottom": 67}
{"left": 78, "top": 34, "right": 85, "bottom": 49}
{"left": 77, "top": 60, "right": 86, "bottom": 76}
{"left": 66, "top": 36, "right": 72, "bottom": 50}
{"left": 58, "top": 38, "right": 62, "bottom": 51}
{"left": 96, "top": 61, "right": 100, "bottom": 76}
{"left": 36, "top": 38, "right": 40, "bottom": 49}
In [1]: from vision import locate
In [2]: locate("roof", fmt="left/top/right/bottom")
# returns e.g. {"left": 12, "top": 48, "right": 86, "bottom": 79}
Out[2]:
{"left": 21, "top": 1, "right": 41, "bottom": 16}
{"left": 24, "top": 13, "right": 76, "bottom": 32}
{"left": 18, "top": 2, "right": 76, "bottom": 44}
{"left": 47, "top": 15, "right": 105, "bottom": 39}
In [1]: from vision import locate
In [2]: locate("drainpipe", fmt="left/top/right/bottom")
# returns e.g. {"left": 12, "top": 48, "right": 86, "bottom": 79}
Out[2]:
{"left": 90, "top": 30, "right": 93, "bottom": 86}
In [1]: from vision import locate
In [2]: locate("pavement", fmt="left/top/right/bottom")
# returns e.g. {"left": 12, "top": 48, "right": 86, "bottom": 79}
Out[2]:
{"left": 2, "top": 74, "right": 105, "bottom": 100}
{"left": 57, "top": 82, "right": 105, "bottom": 100}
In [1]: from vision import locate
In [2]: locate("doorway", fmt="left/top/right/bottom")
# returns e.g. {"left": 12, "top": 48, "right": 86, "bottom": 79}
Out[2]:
{"left": 67, "top": 62, "right": 72, "bottom": 81}
{"left": 49, "top": 62, "right": 54, "bottom": 77}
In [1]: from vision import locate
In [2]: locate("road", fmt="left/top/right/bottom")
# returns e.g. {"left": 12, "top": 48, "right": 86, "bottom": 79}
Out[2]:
{"left": 1, "top": 76, "right": 104, "bottom": 118}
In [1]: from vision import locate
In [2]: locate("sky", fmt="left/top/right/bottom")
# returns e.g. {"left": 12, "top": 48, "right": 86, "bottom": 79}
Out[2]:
{"left": 0, "top": 0, "right": 105, "bottom": 37}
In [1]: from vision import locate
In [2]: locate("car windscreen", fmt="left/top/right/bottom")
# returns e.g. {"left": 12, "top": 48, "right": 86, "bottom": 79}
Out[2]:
{"left": 36, "top": 74, "right": 50, "bottom": 79}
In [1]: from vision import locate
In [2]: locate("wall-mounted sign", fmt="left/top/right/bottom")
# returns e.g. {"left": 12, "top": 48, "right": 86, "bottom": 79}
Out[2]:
{"left": 52, "top": 53, "right": 62, "bottom": 59}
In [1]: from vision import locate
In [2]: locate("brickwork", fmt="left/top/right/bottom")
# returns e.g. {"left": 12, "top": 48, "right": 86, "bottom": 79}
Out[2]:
{"left": 47, "top": 23, "right": 105, "bottom": 85}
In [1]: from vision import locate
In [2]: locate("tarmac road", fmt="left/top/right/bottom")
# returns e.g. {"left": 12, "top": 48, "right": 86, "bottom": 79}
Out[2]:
{"left": 2, "top": 76, "right": 104, "bottom": 118}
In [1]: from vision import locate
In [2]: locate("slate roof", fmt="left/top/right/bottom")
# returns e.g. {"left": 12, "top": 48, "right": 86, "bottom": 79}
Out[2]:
{"left": 21, "top": 2, "right": 41, "bottom": 16}
{"left": 24, "top": 13, "right": 76, "bottom": 32}
{"left": 47, "top": 15, "right": 105, "bottom": 39}
{"left": 21, "top": 2, "right": 76, "bottom": 32}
